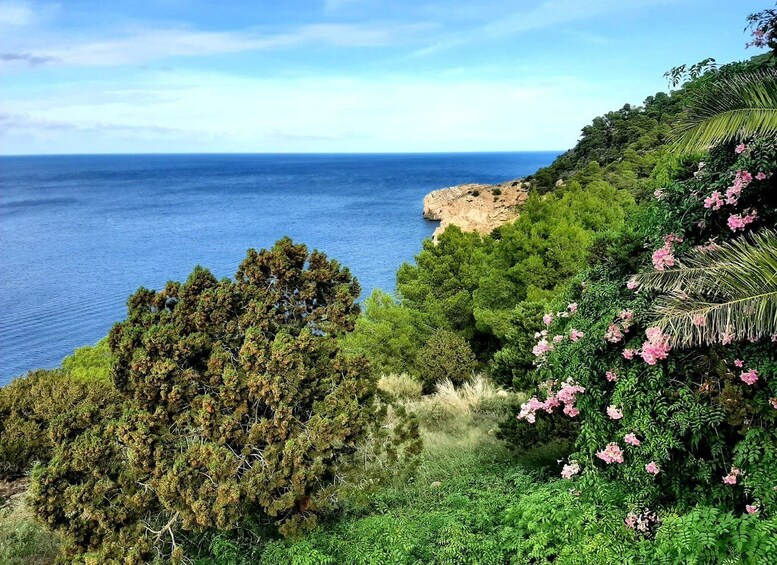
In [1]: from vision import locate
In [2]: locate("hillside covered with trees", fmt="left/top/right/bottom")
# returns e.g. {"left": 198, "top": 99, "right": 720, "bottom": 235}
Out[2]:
{"left": 1, "top": 6, "right": 777, "bottom": 564}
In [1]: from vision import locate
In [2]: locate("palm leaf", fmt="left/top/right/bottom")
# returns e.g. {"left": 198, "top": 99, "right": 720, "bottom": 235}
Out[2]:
{"left": 633, "top": 230, "right": 777, "bottom": 348}
{"left": 671, "top": 69, "right": 777, "bottom": 154}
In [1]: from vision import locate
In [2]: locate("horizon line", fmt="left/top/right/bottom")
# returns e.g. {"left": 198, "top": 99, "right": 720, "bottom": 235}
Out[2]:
{"left": 0, "top": 149, "right": 565, "bottom": 158}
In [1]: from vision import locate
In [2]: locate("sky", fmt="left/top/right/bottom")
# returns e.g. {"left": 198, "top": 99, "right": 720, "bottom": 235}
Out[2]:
{"left": 0, "top": 0, "right": 768, "bottom": 154}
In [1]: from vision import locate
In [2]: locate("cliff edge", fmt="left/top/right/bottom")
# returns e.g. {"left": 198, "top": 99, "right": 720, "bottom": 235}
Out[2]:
{"left": 423, "top": 179, "right": 528, "bottom": 241}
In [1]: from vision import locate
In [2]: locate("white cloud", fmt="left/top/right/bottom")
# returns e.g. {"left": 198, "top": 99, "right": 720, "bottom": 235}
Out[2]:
{"left": 0, "top": 70, "right": 651, "bottom": 154}
{"left": 0, "top": 1, "right": 34, "bottom": 26}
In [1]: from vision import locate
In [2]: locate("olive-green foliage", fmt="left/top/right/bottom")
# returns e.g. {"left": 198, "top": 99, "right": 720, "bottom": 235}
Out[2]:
{"left": 31, "top": 238, "right": 417, "bottom": 563}
{"left": 60, "top": 338, "right": 112, "bottom": 382}
{"left": 415, "top": 329, "right": 475, "bottom": 394}
{"left": 341, "top": 289, "right": 432, "bottom": 376}
{"left": 0, "top": 369, "right": 113, "bottom": 479}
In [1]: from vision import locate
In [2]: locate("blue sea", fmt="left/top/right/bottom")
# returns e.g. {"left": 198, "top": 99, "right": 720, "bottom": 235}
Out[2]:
{"left": 0, "top": 152, "right": 559, "bottom": 384}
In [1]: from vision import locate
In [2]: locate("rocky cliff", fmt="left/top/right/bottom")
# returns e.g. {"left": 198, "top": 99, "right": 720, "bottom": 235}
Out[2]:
{"left": 423, "top": 179, "right": 528, "bottom": 241}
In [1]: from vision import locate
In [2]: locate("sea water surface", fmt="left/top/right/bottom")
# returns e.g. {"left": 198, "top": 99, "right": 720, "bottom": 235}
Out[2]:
{"left": 0, "top": 152, "right": 558, "bottom": 383}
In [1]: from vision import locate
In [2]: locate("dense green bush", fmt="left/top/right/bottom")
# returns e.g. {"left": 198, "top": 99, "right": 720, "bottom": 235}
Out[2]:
{"left": 0, "top": 370, "right": 113, "bottom": 479}
{"left": 341, "top": 289, "right": 432, "bottom": 377}
{"left": 30, "top": 238, "right": 419, "bottom": 563}
{"left": 415, "top": 329, "right": 476, "bottom": 393}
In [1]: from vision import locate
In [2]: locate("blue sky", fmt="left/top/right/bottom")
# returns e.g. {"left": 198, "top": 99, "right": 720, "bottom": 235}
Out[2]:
{"left": 0, "top": 0, "right": 767, "bottom": 154}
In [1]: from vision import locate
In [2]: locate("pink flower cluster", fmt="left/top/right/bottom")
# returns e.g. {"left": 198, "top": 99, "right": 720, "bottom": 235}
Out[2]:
{"left": 639, "top": 327, "right": 671, "bottom": 365}
{"left": 605, "top": 370, "right": 618, "bottom": 382}
{"left": 567, "top": 302, "right": 578, "bottom": 313}
{"left": 645, "top": 461, "right": 660, "bottom": 475}
{"left": 532, "top": 338, "right": 553, "bottom": 358}
{"left": 652, "top": 234, "right": 682, "bottom": 271}
{"left": 704, "top": 190, "right": 724, "bottom": 210}
{"left": 626, "top": 279, "right": 639, "bottom": 290}
{"left": 740, "top": 368, "right": 759, "bottom": 386}
{"left": 542, "top": 313, "right": 554, "bottom": 326}
{"left": 624, "top": 433, "right": 640, "bottom": 446}
{"left": 746, "top": 504, "right": 759, "bottom": 515}
{"left": 727, "top": 210, "right": 758, "bottom": 232}
{"left": 623, "top": 348, "right": 637, "bottom": 360}
{"left": 735, "top": 143, "right": 747, "bottom": 154}
{"left": 607, "top": 405, "right": 624, "bottom": 420}
{"left": 653, "top": 188, "right": 665, "bottom": 200}
{"left": 570, "top": 329, "right": 585, "bottom": 342}
{"left": 733, "top": 359, "right": 744, "bottom": 368}
{"left": 770, "top": 398, "right": 777, "bottom": 410}
{"left": 596, "top": 442, "right": 624, "bottom": 464}
{"left": 561, "top": 461, "right": 581, "bottom": 479}
{"left": 517, "top": 379, "right": 586, "bottom": 423}
{"left": 723, "top": 466, "right": 741, "bottom": 485}
{"left": 604, "top": 309, "right": 634, "bottom": 343}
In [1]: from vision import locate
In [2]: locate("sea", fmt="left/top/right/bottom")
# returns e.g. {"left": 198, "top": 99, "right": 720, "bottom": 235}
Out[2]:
{"left": 0, "top": 152, "right": 559, "bottom": 384}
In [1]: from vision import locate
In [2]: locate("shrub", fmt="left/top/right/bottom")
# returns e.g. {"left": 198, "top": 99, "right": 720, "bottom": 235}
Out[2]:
{"left": 416, "top": 330, "right": 476, "bottom": 393}
{"left": 0, "top": 370, "right": 113, "bottom": 479}
{"left": 491, "top": 188, "right": 502, "bottom": 196}
{"left": 30, "top": 238, "right": 418, "bottom": 563}
{"left": 60, "top": 339, "right": 112, "bottom": 382}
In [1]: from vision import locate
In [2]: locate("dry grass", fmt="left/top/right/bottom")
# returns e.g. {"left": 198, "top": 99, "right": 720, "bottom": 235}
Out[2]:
{"left": 404, "top": 375, "right": 523, "bottom": 433}
{"left": 377, "top": 373, "right": 423, "bottom": 401}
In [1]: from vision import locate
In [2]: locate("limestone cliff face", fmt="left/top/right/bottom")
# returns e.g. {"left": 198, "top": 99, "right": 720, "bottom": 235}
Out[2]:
{"left": 423, "top": 179, "right": 528, "bottom": 241}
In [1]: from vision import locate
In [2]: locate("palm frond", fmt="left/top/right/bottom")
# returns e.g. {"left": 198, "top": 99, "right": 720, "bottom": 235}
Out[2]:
{"left": 633, "top": 230, "right": 777, "bottom": 348}
{"left": 671, "top": 69, "right": 777, "bottom": 154}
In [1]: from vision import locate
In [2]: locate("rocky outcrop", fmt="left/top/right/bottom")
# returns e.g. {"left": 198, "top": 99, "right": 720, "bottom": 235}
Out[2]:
{"left": 423, "top": 179, "right": 528, "bottom": 241}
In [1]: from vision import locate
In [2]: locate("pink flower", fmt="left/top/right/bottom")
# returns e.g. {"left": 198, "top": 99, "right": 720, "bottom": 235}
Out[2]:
{"left": 735, "top": 143, "right": 747, "bottom": 154}
{"left": 532, "top": 339, "right": 553, "bottom": 358}
{"left": 640, "top": 327, "right": 671, "bottom": 365}
{"left": 770, "top": 398, "right": 777, "bottom": 409}
{"left": 692, "top": 315, "right": 706, "bottom": 327}
{"left": 654, "top": 189, "right": 665, "bottom": 200}
{"left": 723, "top": 467, "right": 740, "bottom": 485}
{"left": 622, "top": 348, "right": 637, "bottom": 360}
{"left": 645, "top": 461, "right": 660, "bottom": 475}
{"left": 624, "top": 513, "right": 636, "bottom": 529}
{"left": 704, "top": 191, "right": 724, "bottom": 210}
{"left": 596, "top": 443, "right": 624, "bottom": 464}
{"left": 746, "top": 504, "right": 759, "bottom": 515}
{"left": 605, "top": 370, "right": 618, "bottom": 383}
{"left": 619, "top": 309, "right": 634, "bottom": 321}
{"left": 553, "top": 334, "right": 565, "bottom": 343}
{"left": 734, "top": 359, "right": 744, "bottom": 368}
{"left": 605, "top": 324, "right": 623, "bottom": 343}
{"left": 542, "top": 313, "right": 554, "bottom": 326}
{"left": 567, "top": 302, "right": 578, "bottom": 313}
{"left": 652, "top": 245, "right": 676, "bottom": 270}
{"left": 557, "top": 380, "right": 586, "bottom": 404}
{"left": 721, "top": 331, "right": 734, "bottom": 345}
{"left": 570, "top": 329, "right": 585, "bottom": 342}
{"left": 756, "top": 172, "right": 768, "bottom": 181}
{"left": 563, "top": 405, "right": 580, "bottom": 417}
{"left": 607, "top": 405, "right": 624, "bottom": 420}
{"left": 728, "top": 209, "right": 757, "bottom": 232}
{"left": 561, "top": 461, "right": 581, "bottom": 479}
{"left": 624, "top": 433, "right": 641, "bottom": 446}
{"left": 626, "top": 279, "right": 639, "bottom": 290}
{"left": 740, "top": 369, "right": 759, "bottom": 385}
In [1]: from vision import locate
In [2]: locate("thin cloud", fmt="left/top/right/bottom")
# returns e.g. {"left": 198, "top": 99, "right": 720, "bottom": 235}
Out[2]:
{"left": 0, "top": 1, "right": 34, "bottom": 27}
{"left": 3, "top": 21, "right": 436, "bottom": 68}
{"left": 411, "top": 0, "right": 678, "bottom": 57}
{"left": 1, "top": 52, "right": 59, "bottom": 65}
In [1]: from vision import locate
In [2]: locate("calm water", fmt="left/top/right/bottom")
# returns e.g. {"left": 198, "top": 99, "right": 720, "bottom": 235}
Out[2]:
{"left": 0, "top": 152, "right": 558, "bottom": 383}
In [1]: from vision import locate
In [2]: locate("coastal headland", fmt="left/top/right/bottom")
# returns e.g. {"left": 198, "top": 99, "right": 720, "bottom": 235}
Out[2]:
{"left": 422, "top": 178, "right": 528, "bottom": 240}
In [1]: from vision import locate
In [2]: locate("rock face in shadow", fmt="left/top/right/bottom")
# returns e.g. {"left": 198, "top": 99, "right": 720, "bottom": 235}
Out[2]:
{"left": 423, "top": 179, "right": 528, "bottom": 241}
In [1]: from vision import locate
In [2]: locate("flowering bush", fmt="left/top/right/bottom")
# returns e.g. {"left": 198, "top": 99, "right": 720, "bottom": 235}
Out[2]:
{"left": 503, "top": 137, "right": 777, "bottom": 521}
